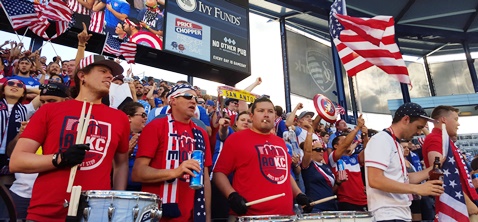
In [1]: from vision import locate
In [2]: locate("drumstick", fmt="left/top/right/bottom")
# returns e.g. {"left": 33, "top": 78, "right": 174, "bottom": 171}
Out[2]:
{"left": 67, "top": 102, "right": 92, "bottom": 193}
{"left": 309, "top": 195, "right": 337, "bottom": 206}
{"left": 67, "top": 185, "right": 82, "bottom": 216}
{"left": 75, "top": 100, "right": 87, "bottom": 144}
{"left": 245, "top": 193, "right": 285, "bottom": 207}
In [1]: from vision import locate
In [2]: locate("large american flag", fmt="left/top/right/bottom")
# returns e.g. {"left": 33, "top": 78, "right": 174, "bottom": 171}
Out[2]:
{"left": 192, "top": 128, "right": 206, "bottom": 222}
{"left": 67, "top": 0, "right": 89, "bottom": 15}
{"left": 103, "top": 34, "right": 137, "bottom": 64}
{"left": 30, "top": 0, "right": 72, "bottom": 40}
{"left": 329, "top": 0, "right": 410, "bottom": 85}
{"left": 436, "top": 139, "right": 470, "bottom": 222}
{"left": 0, "top": 0, "right": 39, "bottom": 30}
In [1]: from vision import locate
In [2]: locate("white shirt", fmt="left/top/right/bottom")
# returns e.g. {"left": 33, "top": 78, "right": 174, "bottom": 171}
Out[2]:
{"left": 364, "top": 131, "right": 411, "bottom": 221}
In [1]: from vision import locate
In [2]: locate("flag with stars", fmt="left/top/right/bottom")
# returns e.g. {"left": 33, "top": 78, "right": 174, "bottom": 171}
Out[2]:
{"left": 0, "top": 0, "right": 39, "bottom": 30}
{"left": 103, "top": 33, "right": 121, "bottom": 56}
{"left": 436, "top": 139, "right": 470, "bottom": 222}
{"left": 29, "top": 0, "right": 73, "bottom": 40}
{"left": 329, "top": 0, "right": 411, "bottom": 85}
{"left": 120, "top": 42, "right": 137, "bottom": 64}
{"left": 192, "top": 127, "right": 206, "bottom": 222}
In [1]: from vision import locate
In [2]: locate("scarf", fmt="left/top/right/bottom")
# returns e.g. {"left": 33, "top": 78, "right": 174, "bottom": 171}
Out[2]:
{"left": 0, "top": 99, "right": 28, "bottom": 152}
{"left": 160, "top": 114, "right": 206, "bottom": 222}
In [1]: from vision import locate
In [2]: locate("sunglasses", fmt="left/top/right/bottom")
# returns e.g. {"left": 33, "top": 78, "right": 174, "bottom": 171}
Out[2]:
{"left": 134, "top": 113, "right": 147, "bottom": 118}
{"left": 312, "top": 148, "right": 326, "bottom": 152}
{"left": 197, "top": 101, "right": 205, "bottom": 104}
{"left": 39, "top": 84, "right": 62, "bottom": 91}
{"left": 174, "top": 93, "right": 198, "bottom": 102}
{"left": 6, "top": 81, "right": 24, "bottom": 88}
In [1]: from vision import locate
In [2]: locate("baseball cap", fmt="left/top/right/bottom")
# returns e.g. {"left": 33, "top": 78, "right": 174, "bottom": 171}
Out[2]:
{"left": 112, "top": 74, "right": 124, "bottom": 83}
{"left": 225, "top": 98, "right": 239, "bottom": 105}
{"left": 394, "top": 102, "right": 434, "bottom": 121}
{"left": 298, "top": 111, "right": 314, "bottom": 119}
{"left": 78, "top": 55, "right": 123, "bottom": 77}
{"left": 39, "top": 83, "right": 69, "bottom": 98}
{"left": 206, "top": 100, "right": 214, "bottom": 107}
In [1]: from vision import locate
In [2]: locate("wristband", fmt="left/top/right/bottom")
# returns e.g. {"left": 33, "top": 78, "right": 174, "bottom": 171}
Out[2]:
{"left": 52, "top": 152, "right": 60, "bottom": 168}
{"left": 78, "top": 45, "right": 86, "bottom": 48}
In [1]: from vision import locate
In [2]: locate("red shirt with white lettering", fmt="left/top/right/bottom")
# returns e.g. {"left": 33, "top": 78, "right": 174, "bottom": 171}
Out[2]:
{"left": 136, "top": 115, "right": 212, "bottom": 222}
{"left": 21, "top": 100, "right": 130, "bottom": 222}
{"left": 213, "top": 129, "right": 294, "bottom": 216}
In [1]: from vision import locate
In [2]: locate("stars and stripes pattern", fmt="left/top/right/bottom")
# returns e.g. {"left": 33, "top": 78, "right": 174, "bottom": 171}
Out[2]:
{"left": 89, "top": 10, "right": 105, "bottom": 33}
{"left": 103, "top": 34, "right": 137, "bottom": 63}
{"left": 120, "top": 42, "right": 137, "bottom": 64}
{"left": 30, "top": 0, "right": 73, "bottom": 40}
{"left": 103, "top": 33, "right": 121, "bottom": 56}
{"left": 336, "top": 104, "right": 346, "bottom": 115}
{"left": 329, "top": 0, "right": 411, "bottom": 85}
{"left": 435, "top": 139, "right": 470, "bottom": 222}
{"left": 79, "top": 55, "right": 95, "bottom": 69}
{"left": 68, "top": 0, "right": 89, "bottom": 15}
{"left": 192, "top": 128, "right": 206, "bottom": 222}
{"left": 0, "top": 0, "right": 39, "bottom": 30}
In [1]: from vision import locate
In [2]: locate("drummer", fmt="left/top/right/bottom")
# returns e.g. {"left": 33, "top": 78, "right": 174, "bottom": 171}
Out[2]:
{"left": 9, "top": 24, "right": 131, "bottom": 222}
{"left": 213, "top": 97, "right": 312, "bottom": 220}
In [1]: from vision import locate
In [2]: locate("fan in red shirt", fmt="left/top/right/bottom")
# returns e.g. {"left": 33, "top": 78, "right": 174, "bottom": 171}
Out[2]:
{"left": 132, "top": 84, "right": 212, "bottom": 222}
{"left": 9, "top": 25, "right": 130, "bottom": 222}
{"left": 213, "top": 97, "right": 311, "bottom": 219}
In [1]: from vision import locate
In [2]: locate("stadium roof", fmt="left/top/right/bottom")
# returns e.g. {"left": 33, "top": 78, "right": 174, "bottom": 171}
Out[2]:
{"left": 249, "top": 0, "right": 478, "bottom": 57}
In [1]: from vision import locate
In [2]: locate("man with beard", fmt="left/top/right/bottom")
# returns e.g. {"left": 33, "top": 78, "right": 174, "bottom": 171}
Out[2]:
{"left": 365, "top": 102, "right": 444, "bottom": 222}
{"left": 9, "top": 25, "right": 130, "bottom": 222}
{"left": 38, "top": 62, "right": 61, "bottom": 84}
{"left": 9, "top": 57, "right": 40, "bottom": 89}
{"left": 134, "top": 82, "right": 153, "bottom": 115}
{"left": 123, "top": 18, "right": 140, "bottom": 40}
{"left": 137, "top": 0, "right": 164, "bottom": 37}
{"left": 213, "top": 97, "right": 311, "bottom": 219}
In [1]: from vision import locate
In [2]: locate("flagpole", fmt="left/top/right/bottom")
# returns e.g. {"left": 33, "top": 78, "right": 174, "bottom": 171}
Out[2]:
{"left": 0, "top": 0, "right": 23, "bottom": 43}
{"left": 101, "top": 33, "right": 109, "bottom": 55}
{"left": 353, "top": 76, "right": 363, "bottom": 115}
{"left": 20, "top": 28, "right": 29, "bottom": 43}
{"left": 48, "top": 40, "right": 59, "bottom": 57}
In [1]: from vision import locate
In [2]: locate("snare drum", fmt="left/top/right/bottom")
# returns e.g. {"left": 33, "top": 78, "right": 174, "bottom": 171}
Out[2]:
{"left": 236, "top": 215, "right": 296, "bottom": 222}
{"left": 79, "top": 190, "right": 162, "bottom": 222}
{"left": 298, "top": 211, "right": 372, "bottom": 221}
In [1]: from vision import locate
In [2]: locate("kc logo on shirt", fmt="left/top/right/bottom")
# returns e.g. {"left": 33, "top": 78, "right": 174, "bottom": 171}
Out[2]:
{"left": 59, "top": 116, "right": 112, "bottom": 170}
{"left": 255, "top": 143, "right": 289, "bottom": 185}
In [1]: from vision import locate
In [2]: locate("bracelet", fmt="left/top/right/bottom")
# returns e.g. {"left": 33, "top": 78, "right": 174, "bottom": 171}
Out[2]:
{"left": 307, "top": 132, "right": 313, "bottom": 135}
{"left": 52, "top": 152, "right": 61, "bottom": 168}
{"left": 78, "top": 44, "right": 86, "bottom": 48}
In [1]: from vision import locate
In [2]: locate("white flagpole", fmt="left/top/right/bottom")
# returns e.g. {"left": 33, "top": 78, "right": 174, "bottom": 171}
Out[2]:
{"left": 0, "top": 1, "right": 22, "bottom": 43}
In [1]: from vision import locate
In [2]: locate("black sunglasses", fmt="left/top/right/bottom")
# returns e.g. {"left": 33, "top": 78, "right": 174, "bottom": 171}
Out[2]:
{"left": 312, "top": 148, "right": 326, "bottom": 152}
{"left": 174, "top": 93, "right": 198, "bottom": 102}
{"left": 6, "top": 81, "right": 24, "bottom": 88}
{"left": 39, "top": 84, "right": 61, "bottom": 91}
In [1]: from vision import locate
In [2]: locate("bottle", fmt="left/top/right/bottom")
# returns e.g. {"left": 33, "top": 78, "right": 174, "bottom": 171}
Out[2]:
{"left": 288, "top": 127, "right": 301, "bottom": 156}
{"left": 429, "top": 157, "right": 444, "bottom": 181}
{"left": 337, "top": 159, "right": 347, "bottom": 181}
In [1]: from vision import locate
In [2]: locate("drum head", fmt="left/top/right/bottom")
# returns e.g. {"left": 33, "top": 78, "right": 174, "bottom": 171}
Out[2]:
{"left": 313, "top": 94, "right": 337, "bottom": 123}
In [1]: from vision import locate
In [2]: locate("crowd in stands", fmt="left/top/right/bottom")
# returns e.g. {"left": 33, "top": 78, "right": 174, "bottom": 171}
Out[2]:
{"left": 2, "top": 25, "right": 478, "bottom": 222}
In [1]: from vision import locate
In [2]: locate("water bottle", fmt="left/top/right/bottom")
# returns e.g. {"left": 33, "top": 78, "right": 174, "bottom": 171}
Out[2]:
{"left": 288, "top": 127, "right": 301, "bottom": 156}
{"left": 294, "top": 203, "right": 303, "bottom": 217}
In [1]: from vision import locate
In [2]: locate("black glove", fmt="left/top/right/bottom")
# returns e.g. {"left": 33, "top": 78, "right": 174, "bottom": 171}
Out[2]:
{"left": 228, "top": 192, "right": 248, "bottom": 215}
{"left": 55, "top": 144, "right": 90, "bottom": 168}
{"left": 296, "top": 193, "right": 313, "bottom": 213}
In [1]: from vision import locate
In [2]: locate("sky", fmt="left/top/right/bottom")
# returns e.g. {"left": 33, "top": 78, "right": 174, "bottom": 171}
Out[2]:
{"left": 1, "top": 13, "right": 478, "bottom": 134}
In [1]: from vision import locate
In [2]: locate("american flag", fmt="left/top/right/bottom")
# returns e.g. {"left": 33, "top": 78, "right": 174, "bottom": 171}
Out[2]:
{"left": 0, "top": 0, "right": 39, "bottom": 30}
{"left": 329, "top": 0, "right": 411, "bottom": 85}
{"left": 435, "top": 139, "right": 470, "bottom": 222}
{"left": 89, "top": 10, "right": 104, "bottom": 33}
{"left": 120, "top": 42, "right": 137, "bottom": 64}
{"left": 192, "top": 128, "right": 206, "bottom": 222}
{"left": 103, "top": 34, "right": 137, "bottom": 63}
{"left": 30, "top": 0, "right": 72, "bottom": 40}
{"left": 336, "top": 104, "right": 346, "bottom": 115}
{"left": 68, "top": 0, "right": 89, "bottom": 15}
{"left": 103, "top": 33, "right": 121, "bottom": 56}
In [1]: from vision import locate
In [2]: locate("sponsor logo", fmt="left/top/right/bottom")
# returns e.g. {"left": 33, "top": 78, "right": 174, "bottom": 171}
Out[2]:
{"left": 255, "top": 143, "right": 289, "bottom": 184}
{"left": 306, "top": 50, "right": 335, "bottom": 93}
{"left": 59, "top": 116, "right": 111, "bottom": 170}
{"left": 176, "top": 0, "right": 197, "bottom": 12}
{"left": 174, "top": 18, "right": 203, "bottom": 40}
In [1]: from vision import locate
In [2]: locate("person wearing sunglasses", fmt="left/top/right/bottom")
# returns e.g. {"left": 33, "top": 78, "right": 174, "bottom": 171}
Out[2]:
{"left": 48, "top": 74, "right": 65, "bottom": 84}
{"left": 132, "top": 84, "right": 212, "bottom": 222}
{"left": 328, "top": 115, "right": 368, "bottom": 212}
{"left": 298, "top": 121, "right": 345, "bottom": 213}
{"left": 9, "top": 27, "right": 131, "bottom": 222}
{"left": 119, "top": 102, "right": 147, "bottom": 192}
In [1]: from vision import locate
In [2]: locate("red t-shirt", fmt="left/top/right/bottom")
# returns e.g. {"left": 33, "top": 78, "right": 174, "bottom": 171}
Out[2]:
{"left": 422, "top": 128, "right": 445, "bottom": 168}
{"left": 136, "top": 115, "right": 212, "bottom": 222}
{"left": 213, "top": 129, "right": 294, "bottom": 216}
{"left": 22, "top": 100, "right": 130, "bottom": 222}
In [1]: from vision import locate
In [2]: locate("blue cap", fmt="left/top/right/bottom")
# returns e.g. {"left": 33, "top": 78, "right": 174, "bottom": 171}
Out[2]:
{"left": 206, "top": 100, "right": 214, "bottom": 107}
